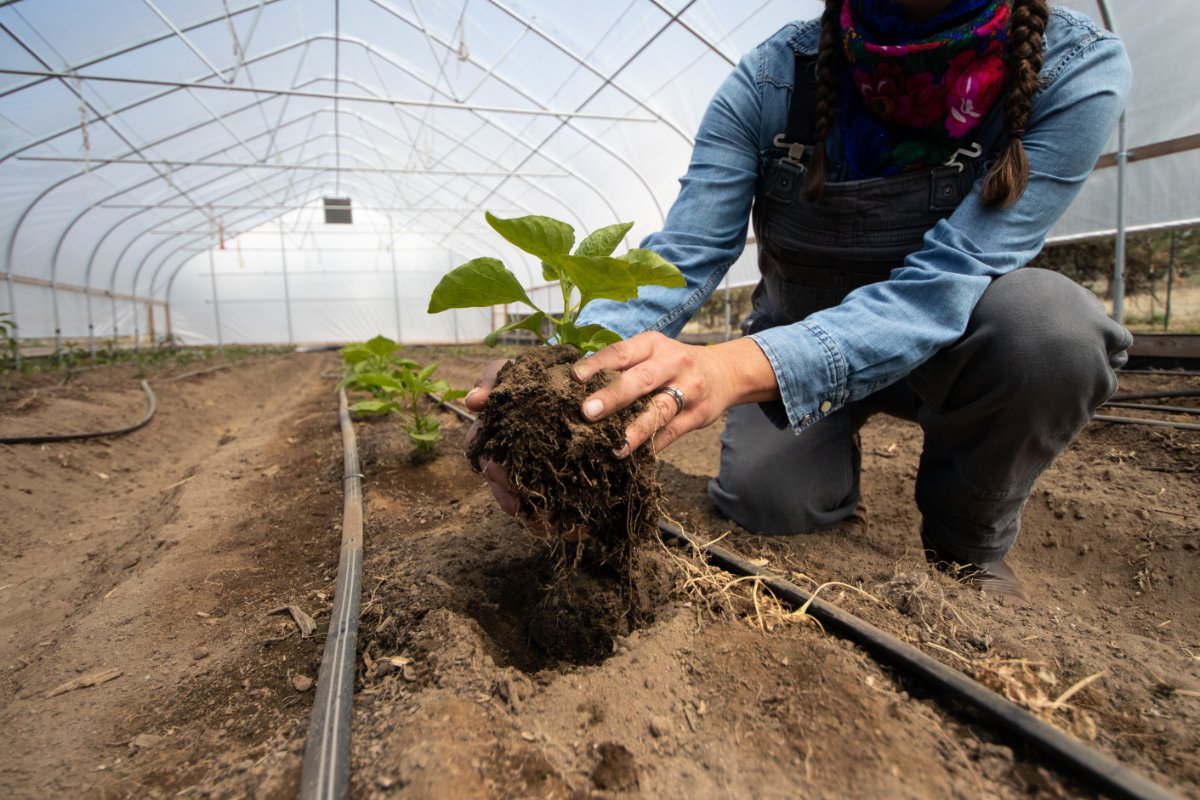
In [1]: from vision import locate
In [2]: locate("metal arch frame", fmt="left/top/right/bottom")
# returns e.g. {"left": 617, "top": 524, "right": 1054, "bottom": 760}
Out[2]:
{"left": 12, "top": 32, "right": 658, "bottom": 313}
{"left": 126, "top": 132, "right": 538, "bottom": 300}
{"left": 115, "top": 146, "right": 507, "bottom": 346}
{"left": 0, "top": 22, "right": 225, "bottom": 354}
{"left": 152, "top": 191, "right": 496, "bottom": 346}
{"left": 3, "top": 17, "right": 680, "bottom": 283}
{"left": 0, "top": 0, "right": 764, "bottom": 348}
{"left": 0, "top": 0, "right": 284, "bottom": 101}
{"left": 1093, "top": 0, "right": 1129, "bottom": 324}
{"left": 357, "top": 6, "right": 672, "bottom": 222}
{"left": 135, "top": 134, "right": 559, "bottom": 325}
{"left": 0, "top": 23, "right": 676, "bottom": 213}
{"left": 371, "top": 0, "right": 695, "bottom": 146}
{"left": 435, "top": 0, "right": 701, "bottom": 248}
{"left": 112, "top": 100, "right": 614, "bottom": 310}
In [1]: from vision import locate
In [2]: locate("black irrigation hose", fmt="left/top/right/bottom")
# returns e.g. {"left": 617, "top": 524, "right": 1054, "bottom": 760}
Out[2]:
{"left": 299, "top": 389, "right": 364, "bottom": 800}
{"left": 1094, "top": 389, "right": 1200, "bottom": 431}
{"left": 1103, "top": 401, "right": 1200, "bottom": 416}
{"left": 431, "top": 393, "right": 477, "bottom": 425}
{"left": 1111, "top": 389, "right": 1200, "bottom": 403}
{"left": 656, "top": 520, "right": 1182, "bottom": 800}
{"left": 1093, "top": 414, "right": 1200, "bottom": 432}
{"left": 0, "top": 380, "right": 157, "bottom": 445}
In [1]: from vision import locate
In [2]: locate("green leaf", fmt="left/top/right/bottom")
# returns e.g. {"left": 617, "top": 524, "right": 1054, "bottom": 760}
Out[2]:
{"left": 575, "top": 221, "right": 633, "bottom": 257}
{"left": 417, "top": 362, "right": 438, "bottom": 382}
{"left": 349, "top": 399, "right": 399, "bottom": 415}
{"left": 441, "top": 389, "right": 469, "bottom": 401}
{"left": 347, "top": 372, "right": 403, "bottom": 392}
{"left": 425, "top": 379, "right": 451, "bottom": 395}
{"left": 485, "top": 212, "right": 574, "bottom": 262}
{"left": 339, "top": 343, "right": 374, "bottom": 366}
{"left": 364, "top": 334, "right": 399, "bottom": 357}
{"left": 541, "top": 260, "right": 559, "bottom": 282}
{"left": 557, "top": 255, "right": 638, "bottom": 308}
{"left": 409, "top": 430, "right": 441, "bottom": 442}
{"left": 428, "top": 257, "right": 534, "bottom": 313}
{"left": 621, "top": 248, "right": 686, "bottom": 289}
{"left": 483, "top": 311, "right": 547, "bottom": 348}
{"left": 575, "top": 324, "right": 624, "bottom": 354}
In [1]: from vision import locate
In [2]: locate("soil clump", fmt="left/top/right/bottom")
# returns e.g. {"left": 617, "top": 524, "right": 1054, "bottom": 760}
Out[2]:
{"left": 465, "top": 344, "right": 659, "bottom": 569}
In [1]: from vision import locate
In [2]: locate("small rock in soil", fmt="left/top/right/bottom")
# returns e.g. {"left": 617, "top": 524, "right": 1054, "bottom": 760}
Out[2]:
{"left": 193, "top": 647, "right": 210, "bottom": 661}
{"left": 649, "top": 716, "right": 671, "bottom": 738}
{"left": 292, "top": 675, "right": 313, "bottom": 692}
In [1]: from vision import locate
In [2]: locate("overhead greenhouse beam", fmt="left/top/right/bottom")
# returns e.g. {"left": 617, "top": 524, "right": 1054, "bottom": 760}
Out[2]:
{"left": 0, "top": 68, "right": 659, "bottom": 122}
{"left": 101, "top": 204, "right": 518, "bottom": 212}
{"left": 0, "top": 271, "right": 164, "bottom": 307}
{"left": 19, "top": 156, "right": 571, "bottom": 178}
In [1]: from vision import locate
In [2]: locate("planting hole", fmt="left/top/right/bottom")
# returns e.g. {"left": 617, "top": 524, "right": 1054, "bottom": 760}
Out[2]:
{"left": 464, "top": 550, "right": 674, "bottom": 673}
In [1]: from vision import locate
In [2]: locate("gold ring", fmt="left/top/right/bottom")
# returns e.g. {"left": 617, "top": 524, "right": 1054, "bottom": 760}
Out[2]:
{"left": 659, "top": 386, "right": 685, "bottom": 415}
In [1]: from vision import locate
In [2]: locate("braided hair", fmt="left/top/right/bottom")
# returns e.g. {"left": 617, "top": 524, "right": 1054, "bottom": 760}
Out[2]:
{"left": 806, "top": 0, "right": 1050, "bottom": 208}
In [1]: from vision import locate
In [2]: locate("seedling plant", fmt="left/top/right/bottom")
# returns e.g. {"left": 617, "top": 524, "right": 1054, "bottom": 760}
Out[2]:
{"left": 428, "top": 212, "right": 684, "bottom": 351}
{"left": 339, "top": 335, "right": 466, "bottom": 457}
{"left": 426, "top": 212, "right": 685, "bottom": 568}
{"left": 0, "top": 312, "right": 18, "bottom": 378}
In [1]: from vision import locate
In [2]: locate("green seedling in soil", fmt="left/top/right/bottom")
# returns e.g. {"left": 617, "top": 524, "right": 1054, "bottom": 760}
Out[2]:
{"left": 339, "top": 335, "right": 466, "bottom": 456}
{"left": 427, "top": 212, "right": 685, "bottom": 353}
{"left": 425, "top": 213, "right": 684, "bottom": 573}
{"left": 0, "top": 312, "right": 17, "bottom": 375}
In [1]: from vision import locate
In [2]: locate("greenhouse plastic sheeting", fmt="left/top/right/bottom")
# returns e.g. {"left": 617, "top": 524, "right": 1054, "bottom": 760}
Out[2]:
{"left": 1, "top": 0, "right": 1197, "bottom": 346}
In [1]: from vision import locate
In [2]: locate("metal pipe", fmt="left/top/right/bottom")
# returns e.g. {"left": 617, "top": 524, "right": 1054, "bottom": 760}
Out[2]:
{"left": 208, "top": 249, "right": 223, "bottom": 347}
{"left": 19, "top": 156, "right": 572, "bottom": 178}
{"left": 1093, "top": 0, "right": 1127, "bottom": 325}
{"left": 279, "top": 224, "right": 294, "bottom": 345}
{"left": 0, "top": 68, "right": 658, "bottom": 122}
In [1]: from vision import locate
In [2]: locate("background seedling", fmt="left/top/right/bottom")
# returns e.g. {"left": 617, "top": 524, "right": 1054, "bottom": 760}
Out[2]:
{"left": 339, "top": 335, "right": 466, "bottom": 457}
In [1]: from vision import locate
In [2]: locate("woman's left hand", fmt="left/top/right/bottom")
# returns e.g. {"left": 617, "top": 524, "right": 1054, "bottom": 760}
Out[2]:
{"left": 570, "top": 331, "right": 780, "bottom": 458}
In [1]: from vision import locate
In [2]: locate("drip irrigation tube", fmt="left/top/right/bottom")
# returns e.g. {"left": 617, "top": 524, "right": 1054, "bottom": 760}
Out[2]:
{"left": 1103, "top": 401, "right": 1200, "bottom": 416}
{"left": 1111, "top": 389, "right": 1200, "bottom": 403}
{"left": 656, "top": 520, "right": 1182, "bottom": 800}
{"left": 1093, "top": 414, "right": 1200, "bottom": 431}
{"left": 299, "top": 389, "right": 364, "bottom": 800}
{"left": 0, "top": 380, "right": 156, "bottom": 445}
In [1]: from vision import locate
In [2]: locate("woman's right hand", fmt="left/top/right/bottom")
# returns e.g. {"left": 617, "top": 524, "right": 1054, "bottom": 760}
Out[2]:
{"left": 464, "top": 358, "right": 521, "bottom": 517}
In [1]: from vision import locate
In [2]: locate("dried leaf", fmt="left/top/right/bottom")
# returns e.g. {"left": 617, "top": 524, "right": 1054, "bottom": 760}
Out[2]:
{"left": 46, "top": 667, "right": 123, "bottom": 698}
{"left": 267, "top": 604, "right": 316, "bottom": 637}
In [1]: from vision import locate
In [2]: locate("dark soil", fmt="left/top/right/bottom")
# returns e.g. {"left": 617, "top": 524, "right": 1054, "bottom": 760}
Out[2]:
{"left": 465, "top": 344, "right": 660, "bottom": 568}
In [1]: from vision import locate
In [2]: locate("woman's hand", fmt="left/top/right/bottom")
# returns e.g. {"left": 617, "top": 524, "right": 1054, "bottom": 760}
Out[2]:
{"left": 570, "top": 331, "right": 780, "bottom": 458}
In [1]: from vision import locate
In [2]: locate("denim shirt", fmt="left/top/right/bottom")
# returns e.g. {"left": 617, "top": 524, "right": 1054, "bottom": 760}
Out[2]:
{"left": 577, "top": 7, "right": 1131, "bottom": 432}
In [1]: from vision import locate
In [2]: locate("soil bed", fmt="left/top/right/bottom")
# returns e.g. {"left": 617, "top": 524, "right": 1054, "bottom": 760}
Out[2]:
{"left": 0, "top": 346, "right": 1196, "bottom": 798}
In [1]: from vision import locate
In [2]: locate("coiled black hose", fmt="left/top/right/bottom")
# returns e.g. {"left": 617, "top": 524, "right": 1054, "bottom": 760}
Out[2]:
{"left": 0, "top": 380, "right": 156, "bottom": 445}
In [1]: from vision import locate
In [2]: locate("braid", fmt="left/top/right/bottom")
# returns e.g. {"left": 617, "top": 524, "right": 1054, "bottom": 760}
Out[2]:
{"left": 981, "top": 0, "right": 1049, "bottom": 207}
{"left": 806, "top": 0, "right": 844, "bottom": 201}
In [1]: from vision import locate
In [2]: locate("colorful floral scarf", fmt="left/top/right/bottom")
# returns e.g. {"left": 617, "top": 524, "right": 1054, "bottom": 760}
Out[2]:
{"left": 838, "top": 0, "right": 1011, "bottom": 179}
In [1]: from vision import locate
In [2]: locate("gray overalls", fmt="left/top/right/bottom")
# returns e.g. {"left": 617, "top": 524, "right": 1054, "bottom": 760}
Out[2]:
{"left": 708, "top": 57, "right": 1132, "bottom": 564}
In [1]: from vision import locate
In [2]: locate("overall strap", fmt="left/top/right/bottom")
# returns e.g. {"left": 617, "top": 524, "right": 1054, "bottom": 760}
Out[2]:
{"left": 763, "top": 55, "right": 820, "bottom": 202}
{"left": 784, "top": 54, "right": 820, "bottom": 147}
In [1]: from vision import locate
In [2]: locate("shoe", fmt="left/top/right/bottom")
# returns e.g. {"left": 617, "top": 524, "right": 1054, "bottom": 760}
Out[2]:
{"left": 922, "top": 534, "right": 1029, "bottom": 606}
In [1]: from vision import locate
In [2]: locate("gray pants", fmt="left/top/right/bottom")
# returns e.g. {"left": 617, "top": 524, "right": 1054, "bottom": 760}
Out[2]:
{"left": 707, "top": 269, "right": 1133, "bottom": 564}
